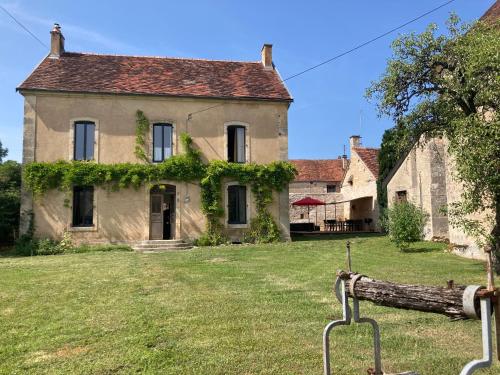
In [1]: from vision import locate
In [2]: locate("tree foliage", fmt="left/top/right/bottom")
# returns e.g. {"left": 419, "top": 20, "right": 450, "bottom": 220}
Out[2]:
{"left": 0, "top": 141, "right": 7, "bottom": 163}
{"left": 367, "top": 16, "right": 500, "bottom": 262}
{"left": 0, "top": 143, "right": 21, "bottom": 243}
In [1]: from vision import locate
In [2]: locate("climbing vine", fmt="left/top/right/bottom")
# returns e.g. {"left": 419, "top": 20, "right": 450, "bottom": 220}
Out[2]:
{"left": 134, "top": 110, "right": 150, "bottom": 163}
{"left": 23, "top": 111, "right": 296, "bottom": 245}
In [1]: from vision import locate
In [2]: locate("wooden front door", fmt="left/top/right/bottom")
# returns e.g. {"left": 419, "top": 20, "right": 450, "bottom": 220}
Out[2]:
{"left": 150, "top": 192, "right": 164, "bottom": 240}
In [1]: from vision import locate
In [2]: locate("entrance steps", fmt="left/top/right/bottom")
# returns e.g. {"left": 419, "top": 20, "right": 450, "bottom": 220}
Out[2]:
{"left": 132, "top": 239, "right": 193, "bottom": 252}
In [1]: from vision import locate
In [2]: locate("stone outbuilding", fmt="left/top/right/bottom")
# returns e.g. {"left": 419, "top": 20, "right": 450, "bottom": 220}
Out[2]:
{"left": 289, "top": 158, "right": 348, "bottom": 229}
{"left": 339, "top": 136, "right": 380, "bottom": 232}
{"left": 384, "top": 136, "right": 490, "bottom": 259}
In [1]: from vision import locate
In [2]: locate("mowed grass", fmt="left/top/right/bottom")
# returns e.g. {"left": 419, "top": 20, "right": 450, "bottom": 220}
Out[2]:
{"left": 0, "top": 234, "right": 498, "bottom": 374}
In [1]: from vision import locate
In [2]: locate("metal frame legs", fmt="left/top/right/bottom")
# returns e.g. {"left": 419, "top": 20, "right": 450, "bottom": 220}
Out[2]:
{"left": 323, "top": 278, "right": 382, "bottom": 375}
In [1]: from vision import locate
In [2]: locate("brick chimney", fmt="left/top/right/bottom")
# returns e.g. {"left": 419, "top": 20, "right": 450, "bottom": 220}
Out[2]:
{"left": 49, "top": 23, "right": 64, "bottom": 58}
{"left": 349, "top": 135, "right": 361, "bottom": 150}
{"left": 261, "top": 44, "right": 273, "bottom": 70}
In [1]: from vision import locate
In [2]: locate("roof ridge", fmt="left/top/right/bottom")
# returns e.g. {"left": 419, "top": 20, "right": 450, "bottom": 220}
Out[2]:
{"left": 63, "top": 51, "right": 261, "bottom": 65}
{"left": 353, "top": 146, "right": 380, "bottom": 151}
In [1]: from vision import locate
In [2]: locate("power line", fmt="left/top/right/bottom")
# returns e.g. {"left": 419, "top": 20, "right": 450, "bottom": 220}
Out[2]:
{"left": 282, "top": 0, "right": 457, "bottom": 81}
{"left": 188, "top": 0, "right": 457, "bottom": 118}
{"left": 0, "top": 5, "right": 48, "bottom": 49}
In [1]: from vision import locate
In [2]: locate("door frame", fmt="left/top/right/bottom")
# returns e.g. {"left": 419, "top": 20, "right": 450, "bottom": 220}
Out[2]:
{"left": 149, "top": 184, "right": 176, "bottom": 240}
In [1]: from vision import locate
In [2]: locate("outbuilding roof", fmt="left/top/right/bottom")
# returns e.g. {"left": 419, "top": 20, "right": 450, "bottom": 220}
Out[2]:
{"left": 18, "top": 52, "right": 292, "bottom": 101}
{"left": 290, "top": 159, "right": 347, "bottom": 182}
{"left": 352, "top": 147, "right": 379, "bottom": 177}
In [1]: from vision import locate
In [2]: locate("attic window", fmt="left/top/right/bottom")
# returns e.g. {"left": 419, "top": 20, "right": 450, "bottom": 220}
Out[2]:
{"left": 347, "top": 176, "right": 353, "bottom": 186}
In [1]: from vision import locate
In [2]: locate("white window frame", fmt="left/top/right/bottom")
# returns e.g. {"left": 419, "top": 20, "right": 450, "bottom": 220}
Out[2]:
{"left": 225, "top": 181, "right": 250, "bottom": 228}
{"left": 69, "top": 118, "right": 99, "bottom": 162}
{"left": 224, "top": 122, "right": 250, "bottom": 163}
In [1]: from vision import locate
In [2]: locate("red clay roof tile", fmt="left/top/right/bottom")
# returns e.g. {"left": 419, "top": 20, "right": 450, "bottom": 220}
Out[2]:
{"left": 481, "top": 0, "right": 500, "bottom": 23}
{"left": 353, "top": 147, "right": 379, "bottom": 177}
{"left": 18, "top": 52, "right": 292, "bottom": 101}
{"left": 290, "top": 159, "right": 347, "bottom": 182}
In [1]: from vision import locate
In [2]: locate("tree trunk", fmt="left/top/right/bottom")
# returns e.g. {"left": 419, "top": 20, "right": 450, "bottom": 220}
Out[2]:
{"left": 341, "top": 272, "right": 482, "bottom": 319}
{"left": 493, "top": 193, "right": 500, "bottom": 274}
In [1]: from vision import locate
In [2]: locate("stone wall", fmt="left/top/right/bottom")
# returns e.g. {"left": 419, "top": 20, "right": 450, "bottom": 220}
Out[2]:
{"left": 289, "top": 181, "right": 344, "bottom": 229}
{"left": 340, "top": 148, "right": 379, "bottom": 231}
{"left": 21, "top": 92, "right": 290, "bottom": 243}
{"left": 387, "top": 136, "right": 489, "bottom": 260}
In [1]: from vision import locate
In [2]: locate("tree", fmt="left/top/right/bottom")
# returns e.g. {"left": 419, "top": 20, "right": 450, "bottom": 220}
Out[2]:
{"left": 0, "top": 141, "right": 7, "bottom": 163}
{"left": 0, "top": 141, "right": 21, "bottom": 244}
{"left": 387, "top": 202, "right": 428, "bottom": 251}
{"left": 367, "top": 16, "right": 500, "bottom": 267}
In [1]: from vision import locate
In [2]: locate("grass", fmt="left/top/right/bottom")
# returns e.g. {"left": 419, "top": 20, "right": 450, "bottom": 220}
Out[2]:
{"left": 0, "top": 234, "right": 498, "bottom": 374}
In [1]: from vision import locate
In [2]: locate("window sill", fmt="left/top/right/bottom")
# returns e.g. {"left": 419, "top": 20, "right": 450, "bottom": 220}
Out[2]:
{"left": 227, "top": 223, "right": 249, "bottom": 229}
{"left": 68, "top": 225, "right": 97, "bottom": 232}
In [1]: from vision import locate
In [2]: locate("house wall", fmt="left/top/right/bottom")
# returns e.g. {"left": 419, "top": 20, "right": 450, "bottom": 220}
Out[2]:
{"left": 22, "top": 92, "right": 290, "bottom": 243}
{"left": 289, "top": 181, "right": 344, "bottom": 229}
{"left": 340, "top": 149, "right": 379, "bottom": 230}
{"left": 387, "top": 137, "right": 488, "bottom": 260}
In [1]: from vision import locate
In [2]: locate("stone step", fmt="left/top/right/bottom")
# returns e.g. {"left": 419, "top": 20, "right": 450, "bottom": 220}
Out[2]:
{"left": 134, "top": 246, "right": 193, "bottom": 253}
{"left": 132, "top": 239, "right": 193, "bottom": 252}
{"left": 133, "top": 243, "right": 190, "bottom": 249}
{"left": 137, "top": 240, "right": 185, "bottom": 244}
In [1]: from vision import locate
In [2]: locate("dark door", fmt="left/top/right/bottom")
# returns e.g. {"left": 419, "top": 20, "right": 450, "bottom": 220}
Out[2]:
{"left": 150, "top": 193, "right": 164, "bottom": 240}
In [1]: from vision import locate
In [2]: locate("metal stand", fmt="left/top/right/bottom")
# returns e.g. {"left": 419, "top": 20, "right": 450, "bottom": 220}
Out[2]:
{"left": 322, "top": 241, "right": 497, "bottom": 375}
{"left": 460, "top": 297, "right": 493, "bottom": 375}
{"left": 323, "top": 277, "right": 382, "bottom": 375}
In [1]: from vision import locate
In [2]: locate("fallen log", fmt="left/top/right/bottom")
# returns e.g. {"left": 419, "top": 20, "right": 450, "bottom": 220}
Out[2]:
{"left": 338, "top": 271, "right": 484, "bottom": 320}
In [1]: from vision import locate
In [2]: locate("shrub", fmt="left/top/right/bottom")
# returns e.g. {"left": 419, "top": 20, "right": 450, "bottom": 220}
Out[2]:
{"left": 0, "top": 159, "right": 21, "bottom": 244}
{"left": 387, "top": 202, "right": 428, "bottom": 251}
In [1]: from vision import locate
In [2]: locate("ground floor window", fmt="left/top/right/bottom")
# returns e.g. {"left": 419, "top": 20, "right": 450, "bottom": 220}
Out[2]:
{"left": 227, "top": 185, "right": 247, "bottom": 224}
{"left": 396, "top": 190, "right": 408, "bottom": 203}
{"left": 73, "top": 186, "right": 94, "bottom": 226}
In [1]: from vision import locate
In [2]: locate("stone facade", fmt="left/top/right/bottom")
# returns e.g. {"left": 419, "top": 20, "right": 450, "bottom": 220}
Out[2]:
{"left": 339, "top": 136, "right": 380, "bottom": 232}
{"left": 385, "top": 136, "right": 490, "bottom": 260}
{"left": 289, "top": 181, "right": 344, "bottom": 228}
{"left": 18, "top": 28, "right": 292, "bottom": 244}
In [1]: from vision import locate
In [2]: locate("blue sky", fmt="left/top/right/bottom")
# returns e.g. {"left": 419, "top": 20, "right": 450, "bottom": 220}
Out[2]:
{"left": 0, "top": 0, "right": 494, "bottom": 162}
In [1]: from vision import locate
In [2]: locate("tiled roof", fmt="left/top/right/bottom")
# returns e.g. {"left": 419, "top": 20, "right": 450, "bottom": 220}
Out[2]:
{"left": 290, "top": 159, "right": 347, "bottom": 182}
{"left": 481, "top": 0, "right": 500, "bottom": 23}
{"left": 18, "top": 52, "right": 292, "bottom": 101}
{"left": 353, "top": 147, "right": 379, "bottom": 177}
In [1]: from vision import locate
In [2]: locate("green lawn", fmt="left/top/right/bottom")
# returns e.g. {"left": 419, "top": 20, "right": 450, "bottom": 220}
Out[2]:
{"left": 1, "top": 234, "right": 498, "bottom": 374}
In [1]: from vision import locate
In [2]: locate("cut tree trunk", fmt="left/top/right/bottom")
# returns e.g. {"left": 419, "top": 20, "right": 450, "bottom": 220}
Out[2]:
{"left": 340, "top": 272, "right": 483, "bottom": 319}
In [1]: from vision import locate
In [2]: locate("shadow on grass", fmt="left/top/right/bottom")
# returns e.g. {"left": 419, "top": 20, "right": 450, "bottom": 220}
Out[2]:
{"left": 291, "top": 232, "right": 385, "bottom": 242}
{"left": 400, "top": 247, "right": 440, "bottom": 254}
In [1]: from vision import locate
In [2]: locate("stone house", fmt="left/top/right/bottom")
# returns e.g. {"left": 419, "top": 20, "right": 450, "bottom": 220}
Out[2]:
{"left": 384, "top": 136, "right": 489, "bottom": 260}
{"left": 339, "top": 136, "right": 380, "bottom": 231}
{"left": 18, "top": 24, "right": 292, "bottom": 246}
{"left": 289, "top": 158, "right": 348, "bottom": 229}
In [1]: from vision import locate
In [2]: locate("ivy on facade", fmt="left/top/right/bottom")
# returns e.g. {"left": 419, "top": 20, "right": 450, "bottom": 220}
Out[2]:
{"left": 23, "top": 110, "right": 296, "bottom": 245}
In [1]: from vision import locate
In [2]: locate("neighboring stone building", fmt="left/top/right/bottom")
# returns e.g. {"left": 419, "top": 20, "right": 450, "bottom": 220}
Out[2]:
{"left": 18, "top": 25, "right": 292, "bottom": 245}
{"left": 340, "top": 136, "right": 380, "bottom": 231}
{"left": 384, "top": 136, "right": 490, "bottom": 260}
{"left": 289, "top": 158, "right": 348, "bottom": 228}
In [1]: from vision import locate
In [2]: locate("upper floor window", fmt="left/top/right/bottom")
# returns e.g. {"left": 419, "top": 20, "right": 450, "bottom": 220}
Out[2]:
{"left": 326, "top": 184, "right": 337, "bottom": 193}
{"left": 74, "top": 121, "right": 95, "bottom": 160}
{"left": 73, "top": 186, "right": 94, "bottom": 227}
{"left": 153, "top": 123, "right": 173, "bottom": 162}
{"left": 227, "top": 125, "right": 246, "bottom": 163}
{"left": 228, "top": 185, "right": 247, "bottom": 225}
